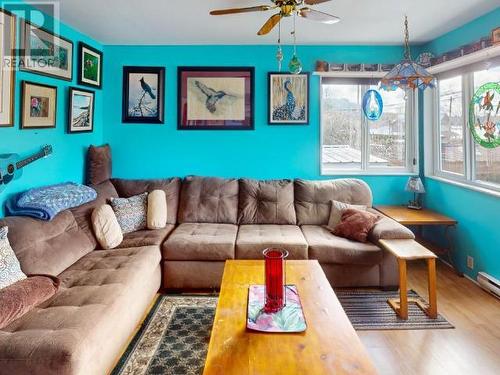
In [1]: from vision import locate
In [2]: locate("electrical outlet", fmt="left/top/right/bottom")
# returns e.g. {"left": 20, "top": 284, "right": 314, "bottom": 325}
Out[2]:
{"left": 467, "top": 256, "right": 474, "bottom": 270}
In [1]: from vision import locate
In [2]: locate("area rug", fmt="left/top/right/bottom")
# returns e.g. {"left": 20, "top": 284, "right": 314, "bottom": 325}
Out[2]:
{"left": 111, "top": 296, "right": 217, "bottom": 375}
{"left": 336, "top": 289, "right": 454, "bottom": 330}
{"left": 113, "top": 290, "right": 453, "bottom": 374}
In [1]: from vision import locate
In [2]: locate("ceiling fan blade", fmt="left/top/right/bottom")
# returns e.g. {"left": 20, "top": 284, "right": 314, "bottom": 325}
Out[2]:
{"left": 304, "top": 0, "right": 332, "bottom": 5}
{"left": 210, "top": 5, "right": 271, "bottom": 16}
{"left": 299, "top": 7, "right": 340, "bottom": 24}
{"left": 257, "top": 13, "right": 282, "bottom": 35}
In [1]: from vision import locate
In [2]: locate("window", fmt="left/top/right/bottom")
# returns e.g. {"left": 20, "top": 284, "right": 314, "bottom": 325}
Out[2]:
{"left": 321, "top": 79, "right": 417, "bottom": 175}
{"left": 432, "top": 63, "right": 500, "bottom": 192}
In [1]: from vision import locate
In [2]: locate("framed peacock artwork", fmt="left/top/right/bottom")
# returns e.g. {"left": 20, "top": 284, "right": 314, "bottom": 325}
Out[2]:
{"left": 268, "top": 72, "right": 309, "bottom": 125}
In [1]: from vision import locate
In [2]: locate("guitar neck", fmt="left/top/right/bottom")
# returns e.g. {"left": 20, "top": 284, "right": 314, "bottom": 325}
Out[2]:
{"left": 16, "top": 151, "right": 46, "bottom": 170}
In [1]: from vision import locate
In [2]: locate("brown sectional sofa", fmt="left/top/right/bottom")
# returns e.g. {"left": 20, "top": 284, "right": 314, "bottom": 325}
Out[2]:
{"left": 0, "top": 175, "right": 413, "bottom": 375}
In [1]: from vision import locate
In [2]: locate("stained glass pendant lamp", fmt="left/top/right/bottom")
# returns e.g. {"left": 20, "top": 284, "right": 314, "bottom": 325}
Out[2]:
{"left": 380, "top": 16, "right": 435, "bottom": 91}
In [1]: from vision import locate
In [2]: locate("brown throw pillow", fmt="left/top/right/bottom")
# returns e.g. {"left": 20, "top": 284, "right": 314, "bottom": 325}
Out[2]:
{"left": 0, "top": 275, "right": 60, "bottom": 329}
{"left": 332, "top": 208, "right": 381, "bottom": 243}
{"left": 87, "top": 144, "right": 112, "bottom": 185}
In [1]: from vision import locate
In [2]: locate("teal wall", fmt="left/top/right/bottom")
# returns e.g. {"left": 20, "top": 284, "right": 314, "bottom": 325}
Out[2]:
{"left": 420, "top": 7, "right": 500, "bottom": 280}
{"left": 0, "top": 2, "right": 103, "bottom": 215}
{"left": 103, "top": 44, "right": 414, "bottom": 205}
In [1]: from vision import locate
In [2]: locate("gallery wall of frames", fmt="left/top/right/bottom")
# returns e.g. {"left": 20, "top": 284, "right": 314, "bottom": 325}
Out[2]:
{"left": 0, "top": 5, "right": 104, "bottom": 214}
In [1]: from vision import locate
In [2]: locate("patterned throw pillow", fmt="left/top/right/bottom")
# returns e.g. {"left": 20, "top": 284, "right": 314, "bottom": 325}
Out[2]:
{"left": 0, "top": 227, "right": 27, "bottom": 289}
{"left": 110, "top": 193, "right": 148, "bottom": 234}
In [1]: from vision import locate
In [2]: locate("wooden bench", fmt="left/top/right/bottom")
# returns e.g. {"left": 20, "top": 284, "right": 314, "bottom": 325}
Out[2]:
{"left": 379, "top": 239, "right": 438, "bottom": 320}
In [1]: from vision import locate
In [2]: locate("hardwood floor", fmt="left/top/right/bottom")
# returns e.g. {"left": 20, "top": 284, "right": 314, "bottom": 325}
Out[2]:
{"left": 357, "top": 261, "right": 500, "bottom": 375}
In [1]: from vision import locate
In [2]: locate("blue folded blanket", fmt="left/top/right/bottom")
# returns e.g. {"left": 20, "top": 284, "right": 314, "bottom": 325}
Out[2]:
{"left": 6, "top": 182, "right": 97, "bottom": 221}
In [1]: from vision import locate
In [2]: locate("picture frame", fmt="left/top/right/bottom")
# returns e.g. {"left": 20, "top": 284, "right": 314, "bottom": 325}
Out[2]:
{"left": 122, "top": 66, "right": 165, "bottom": 124}
{"left": 268, "top": 72, "right": 309, "bottom": 125}
{"left": 20, "top": 81, "right": 57, "bottom": 129}
{"left": 0, "top": 9, "right": 16, "bottom": 127}
{"left": 20, "top": 20, "right": 73, "bottom": 81}
{"left": 178, "top": 66, "right": 254, "bottom": 130}
{"left": 68, "top": 87, "right": 95, "bottom": 133}
{"left": 78, "top": 42, "right": 102, "bottom": 88}
{"left": 492, "top": 27, "right": 500, "bottom": 46}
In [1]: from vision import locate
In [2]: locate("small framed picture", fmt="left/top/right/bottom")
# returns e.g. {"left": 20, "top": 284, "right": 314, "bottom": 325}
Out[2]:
{"left": 68, "top": 87, "right": 95, "bottom": 133}
{"left": 122, "top": 66, "right": 165, "bottom": 123}
{"left": 268, "top": 72, "right": 309, "bottom": 125}
{"left": 78, "top": 42, "right": 102, "bottom": 88}
{"left": 178, "top": 66, "right": 254, "bottom": 130}
{"left": 20, "top": 20, "right": 73, "bottom": 81}
{"left": 492, "top": 27, "right": 500, "bottom": 46}
{"left": 21, "top": 81, "right": 57, "bottom": 129}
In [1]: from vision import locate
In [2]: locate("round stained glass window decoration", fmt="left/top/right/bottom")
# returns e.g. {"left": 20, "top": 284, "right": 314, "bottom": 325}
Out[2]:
{"left": 362, "top": 89, "right": 383, "bottom": 121}
{"left": 469, "top": 82, "right": 500, "bottom": 149}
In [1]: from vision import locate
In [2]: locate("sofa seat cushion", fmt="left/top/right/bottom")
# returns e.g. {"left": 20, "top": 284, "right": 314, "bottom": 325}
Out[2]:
{"left": 301, "top": 225, "right": 382, "bottom": 265}
{"left": 117, "top": 225, "right": 175, "bottom": 249}
{"left": 0, "top": 246, "right": 161, "bottom": 375}
{"left": 163, "top": 223, "right": 237, "bottom": 261}
{"left": 236, "top": 225, "right": 308, "bottom": 260}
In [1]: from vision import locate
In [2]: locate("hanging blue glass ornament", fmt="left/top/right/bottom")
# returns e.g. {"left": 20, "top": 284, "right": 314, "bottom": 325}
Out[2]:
{"left": 362, "top": 89, "right": 383, "bottom": 121}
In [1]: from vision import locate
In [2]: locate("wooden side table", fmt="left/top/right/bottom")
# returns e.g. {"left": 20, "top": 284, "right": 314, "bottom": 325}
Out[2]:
{"left": 375, "top": 205, "right": 458, "bottom": 271}
{"left": 379, "top": 239, "right": 438, "bottom": 320}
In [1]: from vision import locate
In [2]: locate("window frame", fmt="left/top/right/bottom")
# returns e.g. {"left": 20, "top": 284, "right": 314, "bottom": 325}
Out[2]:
{"left": 319, "top": 77, "right": 419, "bottom": 176}
{"left": 426, "top": 66, "right": 500, "bottom": 196}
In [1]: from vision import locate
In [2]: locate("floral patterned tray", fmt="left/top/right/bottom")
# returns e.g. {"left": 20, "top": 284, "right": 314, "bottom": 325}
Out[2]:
{"left": 246, "top": 285, "right": 307, "bottom": 333}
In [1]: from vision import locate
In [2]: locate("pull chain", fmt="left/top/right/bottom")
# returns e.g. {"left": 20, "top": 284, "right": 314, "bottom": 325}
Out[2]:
{"left": 276, "top": 18, "right": 283, "bottom": 71}
{"left": 404, "top": 15, "right": 411, "bottom": 60}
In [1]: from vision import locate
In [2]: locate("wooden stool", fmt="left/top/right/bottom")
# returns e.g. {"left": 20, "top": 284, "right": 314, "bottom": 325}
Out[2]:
{"left": 379, "top": 239, "right": 438, "bottom": 320}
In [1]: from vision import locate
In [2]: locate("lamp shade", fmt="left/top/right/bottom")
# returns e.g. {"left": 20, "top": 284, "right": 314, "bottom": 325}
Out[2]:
{"left": 405, "top": 177, "right": 425, "bottom": 193}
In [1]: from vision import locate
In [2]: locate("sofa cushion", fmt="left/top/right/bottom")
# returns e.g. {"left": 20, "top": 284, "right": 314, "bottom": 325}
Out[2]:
{"left": 0, "top": 211, "right": 95, "bottom": 276}
{"left": 117, "top": 225, "right": 175, "bottom": 249}
{"left": 236, "top": 225, "right": 308, "bottom": 259}
{"left": 301, "top": 225, "right": 383, "bottom": 265}
{"left": 86, "top": 144, "right": 112, "bottom": 185}
{"left": 91, "top": 205, "right": 123, "bottom": 250}
{"left": 368, "top": 211, "right": 415, "bottom": 242}
{"left": 147, "top": 190, "right": 167, "bottom": 229}
{"left": 71, "top": 180, "right": 119, "bottom": 249}
{"left": 111, "top": 178, "right": 181, "bottom": 225}
{"left": 163, "top": 223, "right": 237, "bottom": 261}
{"left": 0, "top": 245, "right": 161, "bottom": 375}
{"left": 178, "top": 176, "right": 239, "bottom": 224}
{"left": 238, "top": 179, "right": 296, "bottom": 224}
{"left": 110, "top": 193, "right": 148, "bottom": 234}
{"left": 0, "top": 227, "right": 27, "bottom": 289}
{"left": 295, "top": 179, "right": 373, "bottom": 226}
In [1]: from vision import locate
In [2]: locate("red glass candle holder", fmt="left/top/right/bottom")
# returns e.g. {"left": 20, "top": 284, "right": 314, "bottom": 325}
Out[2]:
{"left": 263, "top": 248, "right": 288, "bottom": 314}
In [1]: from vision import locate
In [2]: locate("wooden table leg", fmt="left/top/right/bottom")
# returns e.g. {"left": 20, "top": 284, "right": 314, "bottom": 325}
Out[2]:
{"left": 398, "top": 259, "right": 408, "bottom": 320}
{"left": 427, "top": 258, "right": 438, "bottom": 319}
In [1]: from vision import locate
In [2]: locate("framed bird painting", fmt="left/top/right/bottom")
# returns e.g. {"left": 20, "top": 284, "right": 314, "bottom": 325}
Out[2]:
{"left": 178, "top": 67, "right": 254, "bottom": 130}
{"left": 268, "top": 72, "right": 309, "bottom": 125}
{"left": 122, "top": 66, "right": 165, "bottom": 124}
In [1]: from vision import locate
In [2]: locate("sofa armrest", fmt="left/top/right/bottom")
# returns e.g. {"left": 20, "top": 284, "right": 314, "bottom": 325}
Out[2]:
{"left": 368, "top": 212, "right": 415, "bottom": 241}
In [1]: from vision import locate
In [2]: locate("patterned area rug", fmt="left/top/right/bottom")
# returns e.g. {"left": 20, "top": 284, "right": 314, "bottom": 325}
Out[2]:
{"left": 336, "top": 289, "right": 454, "bottom": 330}
{"left": 113, "top": 290, "right": 453, "bottom": 374}
{"left": 111, "top": 296, "right": 217, "bottom": 375}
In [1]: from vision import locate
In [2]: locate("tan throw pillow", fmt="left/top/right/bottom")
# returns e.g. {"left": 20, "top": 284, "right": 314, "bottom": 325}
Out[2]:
{"left": 147, "top": 190, "right": 167, "bottom": 229}
{"left": 327, "top": 200, "right": 367, "bottom": 231}
{"left": 91, "top": 204, "right": 123, "bottom": 249}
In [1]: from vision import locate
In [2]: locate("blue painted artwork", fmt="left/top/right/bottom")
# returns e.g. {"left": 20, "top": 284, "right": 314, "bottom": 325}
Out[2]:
{"left": 362, "top": 89, "right": 383, "bottom": 121}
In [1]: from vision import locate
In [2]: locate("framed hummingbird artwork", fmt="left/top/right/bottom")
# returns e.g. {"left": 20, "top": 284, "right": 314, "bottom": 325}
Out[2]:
{"left": 122, "top": 66, "right": 165, "bottom": 123}
{"left": 68, "top": 87, "right": 95, "bottom": 134}
{"left": 268, "top": 72, "right": 309, "bottom": 125}
{"left": 178, "top": 67, "right": 254, "bottom": 130}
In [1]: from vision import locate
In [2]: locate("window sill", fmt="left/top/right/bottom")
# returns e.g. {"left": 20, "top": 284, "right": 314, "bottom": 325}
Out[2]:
{"left": 321, "top": 169, "right": 418, "bottom": 177}
{"left": 425, "top": 175, "right": 500, "bottom": 198}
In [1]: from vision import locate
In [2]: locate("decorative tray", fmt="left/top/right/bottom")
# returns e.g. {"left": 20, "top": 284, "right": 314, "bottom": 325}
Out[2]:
{"left": 246, "top": 285, "right": 307, "bottom": 333}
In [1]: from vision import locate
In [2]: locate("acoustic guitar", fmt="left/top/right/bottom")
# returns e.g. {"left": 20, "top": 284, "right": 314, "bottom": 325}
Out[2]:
{"left": 0, "top": 145, "right": 53, "bottom": 191}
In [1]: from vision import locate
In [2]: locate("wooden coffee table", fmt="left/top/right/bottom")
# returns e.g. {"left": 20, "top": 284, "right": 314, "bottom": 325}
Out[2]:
{"left": 203, "top": 260, "right": 377, "bottom": 375}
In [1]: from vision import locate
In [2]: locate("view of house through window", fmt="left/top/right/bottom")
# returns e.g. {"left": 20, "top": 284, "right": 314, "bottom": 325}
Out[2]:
{"left": 321, "top": 81, "right": 411, "bottom": 173}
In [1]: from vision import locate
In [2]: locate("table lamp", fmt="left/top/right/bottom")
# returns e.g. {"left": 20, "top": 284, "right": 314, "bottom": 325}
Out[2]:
{"left": 405, "top": 176, "right": 425, "bottom": 210}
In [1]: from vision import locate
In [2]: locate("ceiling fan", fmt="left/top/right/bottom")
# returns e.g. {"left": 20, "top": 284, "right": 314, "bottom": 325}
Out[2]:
{"left": 210, "top": 0, "right": 340, "bottom": 36}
